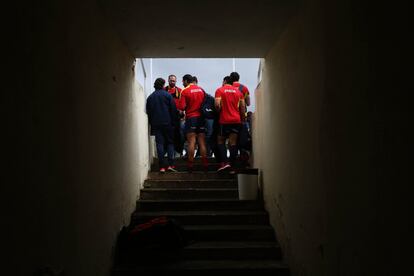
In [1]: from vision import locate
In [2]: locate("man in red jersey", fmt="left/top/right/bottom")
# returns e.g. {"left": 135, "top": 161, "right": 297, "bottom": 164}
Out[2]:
{"left": 230, "top": 72, "right": 250, "bottom": 106}
{"left": 165, "top": 74, "right": 184, "bottom": 157}
{"left": 179, "top": 74, "right": 208, "bottom": 172}
{"left": 215, "top": 76, "right": 246, "bottom": 172}
{"left": 230, "top": 72, "right": 251, "bottom": 168}
{"left": 165, "top": 75, "right": 183, "bottom": 109}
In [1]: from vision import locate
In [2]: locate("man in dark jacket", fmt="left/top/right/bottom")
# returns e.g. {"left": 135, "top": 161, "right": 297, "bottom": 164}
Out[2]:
{"left": 146, "top": 78, "right": 178, "bottom": 172}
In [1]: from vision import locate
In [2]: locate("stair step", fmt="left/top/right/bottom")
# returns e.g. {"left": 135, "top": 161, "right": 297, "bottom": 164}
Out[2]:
{"left": 113, "top": 259, "right": 289, "bottom": 275}
{"left": 119, "top": 241, "right": 282, "bottom": 262}
{"left": 131, "top": 211, "right": 269, "bottom": 225}
{"left": 144, "top": 179, "right": 237, "bottom": 188}
{"left": 183, "top": 225, "right": 276, "bottom": 241}
{"left": 148, "top": 171, "right": 235, "bottom": 180}
{"left": 136, "top": 199, "right": 264, "bottom": 211}
{"left": 182, "top": 241, "right": 282, "bottom": 259}
{"left": 152, "top": 163, "right": 221, "bottom": 172}
{"left": 153, "top": 157, "right": 219, "bottom": 165}
{"left": 140, "top": 188, "right": 238, "bottom": 200}
{"left": 119, "top": 241, "right": 281, "bottom": 261}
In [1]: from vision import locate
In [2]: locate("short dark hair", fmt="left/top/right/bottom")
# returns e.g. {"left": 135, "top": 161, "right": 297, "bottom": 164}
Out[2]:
{"left": 168, "top": 75, "right": 176, "bottom": 80}
{"left": 192, "top": 76, "right": 198, "bottom": 83}
{"left": 154, "top": 78, "right": 166, "bottom": 90}
{"left": 223, "top": 76, "right": 231, "bottom": 84}
{"left": 230, "top": 72, "right": 240, "bottom": 82}
{"left": 182, "top": 74, "right": 193, "bottom": 83}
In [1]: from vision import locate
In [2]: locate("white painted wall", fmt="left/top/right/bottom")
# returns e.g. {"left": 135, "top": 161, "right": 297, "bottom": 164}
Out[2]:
{"left": 133, "top": 80, "right": 150, "bottom": 187}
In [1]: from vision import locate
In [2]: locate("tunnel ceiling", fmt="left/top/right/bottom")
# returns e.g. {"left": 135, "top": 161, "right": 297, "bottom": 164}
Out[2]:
{"left": 99, "top": 0, "right": 298, "bottom": 58}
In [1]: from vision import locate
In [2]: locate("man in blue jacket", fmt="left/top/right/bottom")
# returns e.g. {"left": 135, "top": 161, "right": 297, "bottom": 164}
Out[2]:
{"left": 146, "top": 78, "right": 178, "bottom": 172}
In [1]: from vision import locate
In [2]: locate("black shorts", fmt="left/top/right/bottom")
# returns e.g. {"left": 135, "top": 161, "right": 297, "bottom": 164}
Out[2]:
{"left": 185, "top": 116, "right": 206, "bottom": 134}
{"left": 219, "top": 123, "right": 242, "bottom": 137}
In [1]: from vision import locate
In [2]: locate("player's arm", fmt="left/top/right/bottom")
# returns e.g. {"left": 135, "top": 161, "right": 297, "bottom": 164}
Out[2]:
{"left": 215, "top": 88, "right": 222, "bottom": 111}
{"left": 244, "top": 87, "right": 251, "bottom": 106}
{"left": 239, "top": 99, "right": 246, "bottom": 121}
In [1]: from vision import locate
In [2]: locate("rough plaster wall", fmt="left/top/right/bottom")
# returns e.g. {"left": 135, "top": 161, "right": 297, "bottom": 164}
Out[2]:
{"left": 253, "top": 1, "right": 406, "bottom": 275}
{"left": 7, "top": 1, "right": 148, "bottom": 275}
{"left": 257, "top": 2, "right": 326, "bottom": 274}
{"left": 321, "top": 2, "right": 408, "bottom": 275}
{"left": 251, "top": 81, "right": 263, "bottom": 173}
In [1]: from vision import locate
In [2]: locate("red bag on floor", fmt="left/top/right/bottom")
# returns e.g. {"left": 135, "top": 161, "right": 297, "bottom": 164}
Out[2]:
{"left": 128, "top": 216, "right": 187, "bottom": 249}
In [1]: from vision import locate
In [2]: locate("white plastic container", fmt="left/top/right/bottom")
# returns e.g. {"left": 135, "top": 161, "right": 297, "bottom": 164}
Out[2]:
{"left": 237, "top": 168, "right": 259, "bottom": 200}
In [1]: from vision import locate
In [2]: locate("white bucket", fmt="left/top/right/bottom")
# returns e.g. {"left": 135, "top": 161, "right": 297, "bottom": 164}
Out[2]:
{"left": 237, "top": 169, "right": 259, "bottom": 200}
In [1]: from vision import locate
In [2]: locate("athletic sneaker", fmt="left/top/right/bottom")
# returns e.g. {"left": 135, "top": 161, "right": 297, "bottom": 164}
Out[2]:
{"left": 217, "top": 163, "right": 231, "bottom": 172}
{"left": 159, "top": 167, "right": 166, "bottom": 173}
{"left": 167, "top": 166, "right": 178, "bottom": 172}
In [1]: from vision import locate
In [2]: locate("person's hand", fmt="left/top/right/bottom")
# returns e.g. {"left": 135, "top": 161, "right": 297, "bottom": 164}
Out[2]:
{"left": 241, "top": 113, "right": 247, "bottom": 121}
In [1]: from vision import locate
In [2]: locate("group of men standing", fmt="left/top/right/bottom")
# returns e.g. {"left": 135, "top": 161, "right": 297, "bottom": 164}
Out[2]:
{"left": 146, "top": 72, "right": 250, "bottom": 173}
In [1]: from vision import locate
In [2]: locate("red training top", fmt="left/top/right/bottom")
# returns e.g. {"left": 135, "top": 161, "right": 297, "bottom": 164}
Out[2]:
{"left": 215, "top": 84, "right": 244, "bottom": 124}
{"left": 232, "top": 82, "right": 249, "bottom": 100}
{"left": 164, "top": 85, "right": 182, "bottom": 109}
{"left": 180, "top": 84, "right": 205, "bottom": 118}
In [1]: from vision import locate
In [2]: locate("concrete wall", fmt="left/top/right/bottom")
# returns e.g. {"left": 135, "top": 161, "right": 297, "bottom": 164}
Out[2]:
{"left": 254, "top": 1, "right": 408, "bottom": 275}
{"left": 7, "top": 1, "right": 148, "bottom": 275}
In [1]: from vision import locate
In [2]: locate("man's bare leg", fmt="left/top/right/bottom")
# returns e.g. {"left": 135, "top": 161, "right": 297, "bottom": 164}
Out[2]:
{"left": 186, "top": 132, "right": 196, "bottom": 172}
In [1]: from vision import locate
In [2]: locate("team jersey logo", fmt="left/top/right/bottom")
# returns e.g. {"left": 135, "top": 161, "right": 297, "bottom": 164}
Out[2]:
{"left": 190, "top": 88, "right": 203, "bottom": 93}
{"left": 224, "top": 89, "right": 237, "bottom": 93}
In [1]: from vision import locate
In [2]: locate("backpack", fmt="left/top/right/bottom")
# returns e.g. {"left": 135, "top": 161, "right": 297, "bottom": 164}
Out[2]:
{"left": 200, "top": 91, "right": 216, "bottom": 119}
{"left": 128, "top": 216, "right": 187, "bottom": 248}
{"left": 115, "top": 216, "right": 188, "bottom": 263}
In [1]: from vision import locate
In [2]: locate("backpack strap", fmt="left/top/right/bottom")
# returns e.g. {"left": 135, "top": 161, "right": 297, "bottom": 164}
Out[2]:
{"left": 238, "top": 84, "right": 249, "bottom": 100}
{"left": 201, "top": 89, "right": 207, "bottom": 105}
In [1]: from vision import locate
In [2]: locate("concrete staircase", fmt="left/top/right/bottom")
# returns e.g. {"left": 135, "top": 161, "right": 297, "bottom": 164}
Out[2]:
{"left": 112, "top": 158, "right": 289, "bottom": 275}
